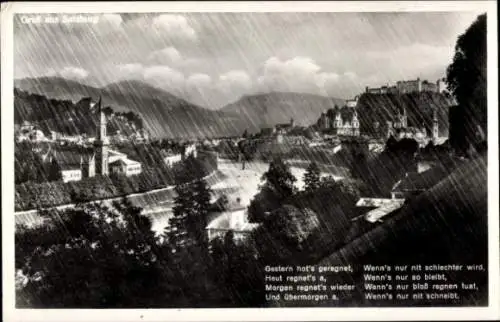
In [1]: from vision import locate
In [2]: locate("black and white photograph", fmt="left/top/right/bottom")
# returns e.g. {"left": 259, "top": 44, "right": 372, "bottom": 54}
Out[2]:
{"left": 2, "top": 1, "right": 498, "bottom": 320}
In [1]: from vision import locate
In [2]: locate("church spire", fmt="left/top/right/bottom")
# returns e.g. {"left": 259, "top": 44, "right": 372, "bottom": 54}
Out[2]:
{"left": 96, "top": 96, "right": 107, "bottom": 142}
{"left": 94, "top": 96, "right": 109, "bottom": 176}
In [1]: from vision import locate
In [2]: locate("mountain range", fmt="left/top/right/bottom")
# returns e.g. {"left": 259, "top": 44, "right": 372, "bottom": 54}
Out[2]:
{"left": 14, "top": 77, "right": 454, "bottom": 140}
{"left": 14, "top": 77, "right": 348, "bottom": 139}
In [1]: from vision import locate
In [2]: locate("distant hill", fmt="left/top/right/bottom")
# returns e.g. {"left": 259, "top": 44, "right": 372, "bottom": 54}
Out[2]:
{"left": 14, "top": 77, "right": 100, "bottom": 101}
{"left": 356, "top": 92, "right": 456, "bottom": 137}
{"left": 14, "top": 89, "right": 142, "bottom": 137}
{"left": 220, "top": 92, "right": 348, "bottom": 131}
{"left": 14, "top": 77, "right": 244, "bottom": 139}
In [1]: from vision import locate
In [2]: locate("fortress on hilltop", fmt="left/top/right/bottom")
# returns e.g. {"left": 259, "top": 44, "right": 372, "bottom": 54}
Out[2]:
{"left": 365, "top": 77, "right": 447, "bottom": 95}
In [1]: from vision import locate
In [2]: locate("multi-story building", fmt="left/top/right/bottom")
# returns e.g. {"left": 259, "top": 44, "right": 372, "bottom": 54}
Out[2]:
{"left": 162, "top": 150, "right": 183, "bottom": 167}
{"left": 318, "top": 107, "right": 360, "bottom": 137}
{"left": 182, "top": 143, "right": 198, "bottom": 159}
{"left": 346, "top": 95, "right": 360, "bottom": 108}
{"left": 109, "top": 158, "right": 142, "bottom": 176}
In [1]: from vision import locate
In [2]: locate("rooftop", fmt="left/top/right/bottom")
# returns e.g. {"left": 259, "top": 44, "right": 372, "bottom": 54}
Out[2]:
{"left": 53, "top": 149, "right": 95, "bottom": 166}
{"left": 356, "top": 198, "right": 405, "bottom": 208}
{"left": 364, "top": 199, "right": 406, "bottom": 223}
{"left": 392, "top": 164, "right": 449, "bottom": 193}
{"left": 109, "top": 157, "right": 141, "bottom": 166}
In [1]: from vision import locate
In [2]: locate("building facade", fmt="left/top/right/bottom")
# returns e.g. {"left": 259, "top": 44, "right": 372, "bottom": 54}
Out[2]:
{"left": 378, "top": 107, "right": 439, "bottom": 146}
{"left": 346, "top": 95, "right": 360, "bottom": 108}
{"left": 318, "top": 108, "right": 360, "bottom": 137}
{"left": 61, "top": 168, "right": 82, "bottom": 183}
{"left": 163, "top": 152, "right": 183, "bottom": 167}
{"left": 109, "top": 158, "right": 142, "bottom": 176}
{"left": 206, "top": 208, "right": 260, "bottom": 244}
{"left": 274, "top": 118, "right": 295, "bottom": 134}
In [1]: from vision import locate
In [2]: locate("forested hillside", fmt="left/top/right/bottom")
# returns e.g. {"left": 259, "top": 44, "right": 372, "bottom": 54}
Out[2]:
{"left": 14, "top": 88, "right": 143, "bottom": 137}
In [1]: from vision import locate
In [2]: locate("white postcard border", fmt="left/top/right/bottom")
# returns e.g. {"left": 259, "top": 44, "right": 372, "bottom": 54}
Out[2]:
{"left": 2, "top": 1, "right": 498, "bottom": 321}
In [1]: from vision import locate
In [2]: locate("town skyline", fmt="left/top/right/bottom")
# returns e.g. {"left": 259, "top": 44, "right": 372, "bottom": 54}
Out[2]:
{"left": 14, "top": 11, "right": 481, "bottom": 109}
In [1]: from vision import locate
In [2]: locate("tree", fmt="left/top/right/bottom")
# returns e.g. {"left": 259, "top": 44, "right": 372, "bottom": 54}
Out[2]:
{"left": 192, "top": 179, "right": 212, "bottom": 251}
{"left": 15, "top": 200, "right": 171, "bottom": 308}
{"left": 261, "top": 156, "right": 297, "bottom": 200}
{"left": 248, "top": 186, "right": 281, "bottom": 223}
{"left": 16, "top": 199, "right": 229, "bottom": 308}
{"left": 385, "top": 135, "right": 398, "bottom": 151}
{"left": 394, "top": 138, "right": 419, "bottom": 157}
{"left": 14, "top": 144, "right": 48, "bottom": 184}
{"left": 424, "top": 140, "right": 435, "bottom": 154}
{"left": 167, "top": 175, "right": 212, "bottom": 253}
{"left": 262, "top": 205, "right": 320, "bottom": 252}
{"left": 248, "top": 157, "right": 297, "bottom": 222}
{"left": 210, "top": 232, "right": 265, "bottom": 307}
{"left": 303, "top": 161, "right": 321, "bottom": 191}
{"left": 446, "top": 13, "right": 487, "bottom": 154}
{"left": 319, "top": 175, "right": 337, "bottom": 188}
{"left": 167, "top": 182, "right": 196, "bottom": 251}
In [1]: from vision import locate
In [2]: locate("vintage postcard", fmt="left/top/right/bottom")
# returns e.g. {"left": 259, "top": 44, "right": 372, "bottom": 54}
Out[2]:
{"left": 1, "top": 1, "right": 498, "bottom": 321}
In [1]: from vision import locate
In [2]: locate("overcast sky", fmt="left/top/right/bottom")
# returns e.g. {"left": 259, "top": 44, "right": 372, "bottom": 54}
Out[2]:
{"left": 14, "top": 11, "right": 482, "bottom": 109}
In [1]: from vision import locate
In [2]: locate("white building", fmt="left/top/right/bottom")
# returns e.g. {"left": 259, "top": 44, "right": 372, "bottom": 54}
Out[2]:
{"left": 354, "top": 198, "right": 406, "bottom": 223}
{"left": 108, "top": 150, "right": 128, "bottom": 163}
{"left": 332, "top": 144, "right": 342, "bottom": 154}
{"left": 61, "top": 168, "right": 83, "bottom": 183}
{"left": 183, "top": 143, "right": 198, "bottom": 159}
{"left": 164, "top": 153, "right": 182, "bottom": 167}
{"left": 206, "top": 208, "right": 260, "bottom": 243}
{"left": 346, "top": 95, "right": 359, "bottom": 108}
{"left": 105, "top": 149, "right": 142, "bottom": 176}
{"left": 109, "top": 158, "right": 142, "bottom": 176}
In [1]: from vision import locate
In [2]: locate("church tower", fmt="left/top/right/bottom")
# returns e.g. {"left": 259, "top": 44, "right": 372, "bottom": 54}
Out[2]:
{"left": 432, "top": 108, "right": 439, "bottom": 142}
{"left": 352, "top": 109, "right": 359, "bottom": 128}
{"left": 334, "top": 111, "right": 343, "bottom": 128}
{"left": 402, "top": 107, "right": 408, "bottom": 128}
{"left": 94, "top": 97, "right": 109, "bottom": 176}
{"left": 352, "top": 109, "right": 360, "bottom": 136}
